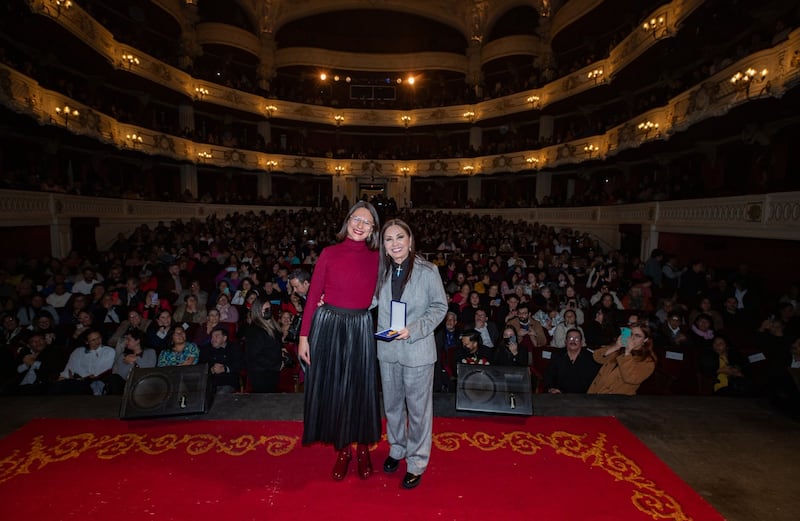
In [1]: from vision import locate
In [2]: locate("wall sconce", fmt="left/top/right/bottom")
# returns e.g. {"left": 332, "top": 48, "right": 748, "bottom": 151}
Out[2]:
{"left": 526, "top": 157, "right": 539, "bottom": 168}
{"left": 334, "top": 165, "right": 346, "bottom": 174}
{"left": 526, "top": 95, "right": 541, "bottom": 108}
{"left": 637, "top": 120, "right": 659, "bottom": 138}
{"left": 121, "top": 53, "right": 140, "bottom": 69}
{"left": 587, "top": 68, "right": 603, "bottom": 83}
{"left": 194, "top": 87, "right": 209, "bottom": 100}
{"left": 730, "top": 68, "right": 768, "bottom": 98}
{"left": 463, "top": 111, "right": 476, "bottom": 124}
{"left": 265, "top": 160, "right": 278, "bottom": 171}
{"left": 642, "top": 15, "right": 665, "bottom": 39}
{"left": 197, "top": 151, "right": 212, "bottom": 161}
{"left": 399, "top": 166, "right": 410, "bottom": 175}
{"left": 265, "top": 104, "right": 277, "bottom": 119}
{"left": 462, "top": 165, "right": 474, "bottom": 174}
{"left": 334, "top": 114, "right": 344, "bottom": 127}
{"left": 583, "top": 144, "right": 598, "bottom": 157}
{"left": 126, "top": 133, "right": 143, "bottom": 147}
{"left": 401, "top": 115, "right": 411, "bottom": 128}
{"left": 55, "top": 104, "right": 79, "bottom": 127}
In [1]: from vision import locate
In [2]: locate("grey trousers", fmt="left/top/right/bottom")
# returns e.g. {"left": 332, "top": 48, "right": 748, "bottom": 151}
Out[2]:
{"left": 379, "top": 361, "right": 435, "bottom": 475}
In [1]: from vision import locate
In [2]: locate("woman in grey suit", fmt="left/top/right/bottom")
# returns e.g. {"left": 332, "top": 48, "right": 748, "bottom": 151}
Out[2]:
{"left": 376, "top": 219, "right": 448, "bottom": 489}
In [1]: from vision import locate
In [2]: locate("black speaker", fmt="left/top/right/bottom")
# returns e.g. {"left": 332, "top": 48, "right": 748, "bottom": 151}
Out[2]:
{"left": 456, "top": 363, "right": 533, "bottom": 416}
{"left": 120, "top": 364, "right": 214, "bottom": 419}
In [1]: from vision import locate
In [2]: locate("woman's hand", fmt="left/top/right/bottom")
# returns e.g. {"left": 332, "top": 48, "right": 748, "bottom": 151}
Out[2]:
{"left": 298, "top": 336, "right": 311, "bottom": 365}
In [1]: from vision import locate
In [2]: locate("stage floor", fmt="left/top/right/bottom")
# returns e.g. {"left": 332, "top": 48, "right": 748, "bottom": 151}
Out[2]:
{"left": 1, "top": 393, "right": 796, "bottom": 521}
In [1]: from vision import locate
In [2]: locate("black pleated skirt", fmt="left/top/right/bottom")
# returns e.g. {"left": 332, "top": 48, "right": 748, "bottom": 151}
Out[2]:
{"left": 302, "top": 305, "right": 381, "bottom": 450}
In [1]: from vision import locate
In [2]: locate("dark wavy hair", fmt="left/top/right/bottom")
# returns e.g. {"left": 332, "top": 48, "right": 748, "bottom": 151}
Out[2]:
{"left": 335, "top": 201, "right": 380, "bottom": 250}
{"left": 377, "top": 218, "right": 418, "bottom": 295}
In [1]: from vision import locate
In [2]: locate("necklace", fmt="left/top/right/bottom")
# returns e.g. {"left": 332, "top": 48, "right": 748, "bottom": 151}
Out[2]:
{"left": 395, "top": 264, "right": 403, "bottom": 277}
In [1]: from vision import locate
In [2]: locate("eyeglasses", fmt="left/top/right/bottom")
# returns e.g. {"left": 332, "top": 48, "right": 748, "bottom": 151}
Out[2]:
{"left": 350, "top": 215, "right": 374, "bottom": 228}
{"left": 566, "top": 336, "right": 582, "bottom": 341}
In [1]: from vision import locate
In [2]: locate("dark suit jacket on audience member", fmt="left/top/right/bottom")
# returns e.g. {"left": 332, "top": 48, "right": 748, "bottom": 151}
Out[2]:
{"left": 544, "top": 349, "right": 601, "bottom": 393}
{"left": 199, "top": 341, "right": 243, "bottom": 390}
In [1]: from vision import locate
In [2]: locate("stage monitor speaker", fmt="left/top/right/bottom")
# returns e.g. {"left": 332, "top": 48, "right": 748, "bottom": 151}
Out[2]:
{"left": 456, "top": 363, "right": 533, "bottom": 416}
{"left": 120, "top": 364, "right": 213, "bottom": 420}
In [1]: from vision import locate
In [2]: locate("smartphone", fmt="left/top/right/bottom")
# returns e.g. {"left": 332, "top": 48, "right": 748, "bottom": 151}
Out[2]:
{"left": 152, "top": 292, "right": 159, "bottom": 304}
{"left": 620, "top": 327, "right": 632, "bottom": 347}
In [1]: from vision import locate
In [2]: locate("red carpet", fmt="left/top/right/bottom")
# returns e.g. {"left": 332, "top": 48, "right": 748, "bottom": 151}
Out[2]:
{"left": 0, "top": 417, "right": 722, "bottom": 521}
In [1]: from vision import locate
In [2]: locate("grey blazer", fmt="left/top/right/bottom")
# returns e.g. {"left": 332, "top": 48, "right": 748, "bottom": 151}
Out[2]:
{"left": 376, "top": 258, "right": 448, "bottom": 367}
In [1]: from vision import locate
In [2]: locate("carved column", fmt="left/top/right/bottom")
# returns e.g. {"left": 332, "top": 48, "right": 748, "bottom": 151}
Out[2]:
{"left": 257, "top": 171, "right": 272, "bottom": 200}
{"left": 535, "top": 171, "right": 552, "bottom": 204}
{"left": 178, "top": 3, "right": 202, "bottom": 71}
{"left": 469, "top": 126, "right": 483, "bottom": 150}
{"left": 178, "top": 103, "right": 194, "bottom": 134}
{"left": 468, "top": 176, "right": 481, "bottom": 202}
{"left": 179, "top": 164, "right": 198, "bottom": 199}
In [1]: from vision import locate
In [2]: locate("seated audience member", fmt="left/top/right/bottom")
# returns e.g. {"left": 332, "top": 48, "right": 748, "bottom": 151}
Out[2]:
{"left": 193, "top": 308, "right": 224, "bottom": 346}
{"left": 138, "top": 289, "right": 172, "bottom": 320}
{"left": 157, "top": 327, "right": 199, "bottom": 367}
{"left": 28, "top": 314, "right": 61, "bottom": 350}
{"left": 17, "top": 293, "right": 59, "bottom": 327}
{"left": 621, "top": 285, "right": 654, "bottom": 315}
{"left": 109, "top": 309, "right": 152, "bottom": 354}
{"left": 687, "top": 313, "right": 716, "bottom": 352}
{"left": 559, "top": 296, "right": 585, "bottom": 325}
{"left": 656, "top": 312, "right": 689, "bottom": 349}
{"left": 583, "top": 307, "right": 617, "bottom": 348}
{"left": 506, "top": 302, "right": 547, "bottom": 349}
{"left": 456, "top": 329, "right": 494, "bottom": 365}
{"left": 160, "top": 261, "right": 188, "bottom": 306}
{"left": 2, "top": 314, "right": 29, "bottom": 357}
{"left": 173, "top": 294, "right": 207, "bottom": 327}
{"left": 699, "top": 335, "right": 749, "bottom": 396}
{"left": 720, "top": 296, "right": 745, "bottom": 333}
{"left": 495, "top": 325, "right": 528, "bottom": 367}
{"left": 688, "top": 296, "right": 725, "bottom": 332}
{"left": 495, "top": 293, "right": 520, "bottom": 328}
{"left": 68, "top": 310, "right": 96, "bottom": 350}
{"left": 551, "top": 309, "right": 584, "bottom": 348}
{"left": 594, "top": 293, "right": 622, "bottom": 329}
{"left": 146, "top": 310, "right": 174, "bottom": 353}
{"left": 71, "top": 267, "right": 103, "bottom": 295}
{"left": 177, "top": 280, "right": 209, "bottom": 311}
{"left": 104, "top": 329, "right": 156, "bottom": 395}
{"left": 469, "top": 308, "right": 500, "bottom": 348}
{"left": 8, "top": 333, "right": 63, "bottom": 395}
{"left": 459, "top": 291, "right": 483, "bottom": 326}
{"left": 199, "top": 326, "right": 243, "bottom": 394}
{"left": 589, "top": 283, "right": 623, "bottom": 309}
{"left": 231, "top": 277, "right": 255, "bottom": 306}
{"left": 119, "top": 276, "right": 144, "bottom": 310}
{"left": 138, "top": 268, "right": 158, "bottom": 293}
{"left": 215, "top": 293, "right": 239, "bottom": 325}
{"left": 45, "top": 282, "right": 72, "bottom": 311}
{"left": 435, "top": 311, "right": 462, "bottom": 378}
{"left": 52, "top": 329, "right": 115, "bottom": 395}
{"left": 544, "top": 328, "right": 600, "bottom": 393}
{"left": 587, "top": 322, "right": 656, "bottom": 395}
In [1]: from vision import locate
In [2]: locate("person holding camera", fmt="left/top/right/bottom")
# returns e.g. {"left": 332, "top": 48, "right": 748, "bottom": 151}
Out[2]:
{"left": 495, "top": 325, "right": 528, "bottom": 367}
{"left": 588, "top": 322, "right": 656, "bottom": 395}
{"left": 242, "top": 297, "right": 283, "bottom": 393}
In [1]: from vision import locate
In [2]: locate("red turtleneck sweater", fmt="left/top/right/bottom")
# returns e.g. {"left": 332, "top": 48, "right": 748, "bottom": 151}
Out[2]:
{"left": 299, "top": 238, "right": 379, "bottom": 337}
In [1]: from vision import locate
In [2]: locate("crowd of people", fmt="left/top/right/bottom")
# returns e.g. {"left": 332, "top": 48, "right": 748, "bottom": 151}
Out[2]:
{"left": 0, "top": 204, "right": 798, "bottom": 416}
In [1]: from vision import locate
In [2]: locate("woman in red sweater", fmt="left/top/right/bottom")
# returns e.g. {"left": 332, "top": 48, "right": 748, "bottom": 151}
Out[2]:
{"left": 297, "top": 201, "right": 381, "bottom": 481}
